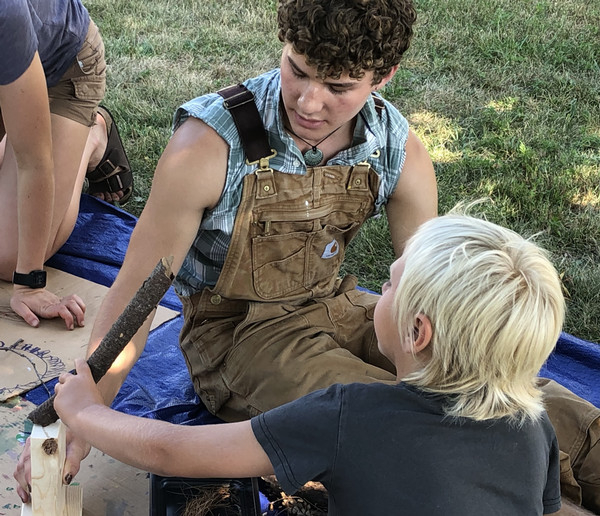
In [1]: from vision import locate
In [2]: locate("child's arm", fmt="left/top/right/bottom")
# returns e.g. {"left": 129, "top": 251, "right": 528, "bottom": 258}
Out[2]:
{"left": 53, "top": 359, "right": 274, "bottom": 479}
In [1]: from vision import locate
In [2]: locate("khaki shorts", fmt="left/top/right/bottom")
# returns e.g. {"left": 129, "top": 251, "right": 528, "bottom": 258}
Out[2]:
{"left": 47, "top": 19, "right": 106, "bottom": 127}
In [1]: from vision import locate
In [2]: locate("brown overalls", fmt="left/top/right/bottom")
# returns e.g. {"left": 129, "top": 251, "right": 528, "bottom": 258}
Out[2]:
{"left": 178, "top": 85, "right": 599, "bottom": 511}
{"left": 179, "top": 157, "right": 396, "bottom": 421}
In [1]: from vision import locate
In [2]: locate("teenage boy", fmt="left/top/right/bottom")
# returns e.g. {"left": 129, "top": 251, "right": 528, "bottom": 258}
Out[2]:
{"left": 16, "top": 0, "right": 434, "bottom": 494}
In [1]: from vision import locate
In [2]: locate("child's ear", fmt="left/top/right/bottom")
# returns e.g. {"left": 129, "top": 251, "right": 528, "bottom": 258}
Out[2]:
{"left": 401, "top": 313, "right": 433, "bottom": 354}
{"left": 412, "top": 313, "right": 433, "bottom": 354}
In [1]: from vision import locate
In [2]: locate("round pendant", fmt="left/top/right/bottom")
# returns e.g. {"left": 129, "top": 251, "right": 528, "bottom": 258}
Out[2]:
{"left": 303, "top": 148, "right": 323, "bottom": 167}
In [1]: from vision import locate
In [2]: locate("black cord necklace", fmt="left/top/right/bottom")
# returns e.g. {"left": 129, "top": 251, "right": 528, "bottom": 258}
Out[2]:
{"left": 286, "top": 124, "right": 345, "bottom": 166}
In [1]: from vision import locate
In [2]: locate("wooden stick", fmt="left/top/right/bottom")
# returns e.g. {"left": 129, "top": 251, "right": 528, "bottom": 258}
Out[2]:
{"left": 28, "top": 256, "right": 175, "bottom": 427}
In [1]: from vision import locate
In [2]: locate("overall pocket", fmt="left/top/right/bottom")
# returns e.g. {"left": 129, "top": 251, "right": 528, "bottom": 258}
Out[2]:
{"left": 250, "top": 199, "right": 366, "bottom": 299}
{"left": 305, "top": 221, "right": 359, "bottom": 293}
{"left": 252, "top": 232, "right": 307, "bottom": 299}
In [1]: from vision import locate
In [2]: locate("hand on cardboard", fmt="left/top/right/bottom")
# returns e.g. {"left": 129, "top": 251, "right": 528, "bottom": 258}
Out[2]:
{"left": 10, "top": 285, "right": 85, "bottom": 330}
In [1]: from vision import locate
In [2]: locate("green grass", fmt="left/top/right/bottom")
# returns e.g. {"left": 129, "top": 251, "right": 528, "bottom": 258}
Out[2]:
{"left": 87, "top": 0, "right": 600, "bottom": 342}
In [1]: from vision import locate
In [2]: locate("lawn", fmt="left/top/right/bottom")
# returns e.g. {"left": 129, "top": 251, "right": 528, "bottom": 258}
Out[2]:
{"left": 87, "top": 0, "right": 600, "bottom": 342}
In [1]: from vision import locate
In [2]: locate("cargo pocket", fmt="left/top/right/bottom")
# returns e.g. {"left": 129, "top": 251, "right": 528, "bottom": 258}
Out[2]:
{"left": 179, "top": 318, "right": 236, "bottom": 414}
{"left": 71, "top": 75, "right": 106, "bottom": 103}
{"left": 75, "top": 22, "right": 106, "bottom": 77}
{"left": 252, "top": 232, "right": 307, "bottom": 299}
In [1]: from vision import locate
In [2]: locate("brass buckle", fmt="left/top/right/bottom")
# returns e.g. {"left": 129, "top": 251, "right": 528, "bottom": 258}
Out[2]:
{"left": 246, "top": 149, "right": 278, "bottom": 168}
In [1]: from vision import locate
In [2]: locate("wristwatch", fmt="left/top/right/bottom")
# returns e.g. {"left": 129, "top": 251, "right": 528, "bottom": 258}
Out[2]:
{"left": 12, "top": 270, "right": 47, "bottom": 289}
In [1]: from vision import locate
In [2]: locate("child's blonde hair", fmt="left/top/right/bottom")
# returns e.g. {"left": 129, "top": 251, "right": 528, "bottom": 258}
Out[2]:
{"left": 394, "top": 214, "right": 565, "bottom": 424}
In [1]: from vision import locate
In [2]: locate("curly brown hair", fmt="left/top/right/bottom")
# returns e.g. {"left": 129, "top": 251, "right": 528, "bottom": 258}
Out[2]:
{"left": 277, "top": 0, "right": 417, "bottom": 84}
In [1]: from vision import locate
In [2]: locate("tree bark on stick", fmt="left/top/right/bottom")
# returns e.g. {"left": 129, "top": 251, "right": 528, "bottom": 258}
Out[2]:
{"left": 28, "top": 256, "right": 175, "bottom": 427}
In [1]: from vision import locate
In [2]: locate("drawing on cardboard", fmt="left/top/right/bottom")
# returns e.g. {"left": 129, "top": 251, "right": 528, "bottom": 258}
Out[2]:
{"left": 0, "top": 339, "right": 65, "bottom": 399}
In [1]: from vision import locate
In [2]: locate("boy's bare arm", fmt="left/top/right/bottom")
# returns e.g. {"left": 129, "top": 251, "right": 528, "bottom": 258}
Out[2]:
{"left": 88, "top": 117, "right": 228, "bottom": 404}
{"left": 386, "top": 129, "right": 437, "bottom": 258}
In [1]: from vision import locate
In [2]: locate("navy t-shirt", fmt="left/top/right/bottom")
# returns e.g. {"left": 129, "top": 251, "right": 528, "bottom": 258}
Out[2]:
{"left": 0, "top": 0, "right": 89, "bottom": 86}
{"left": 252, "top": 382, "right": 562, "bottom": 515}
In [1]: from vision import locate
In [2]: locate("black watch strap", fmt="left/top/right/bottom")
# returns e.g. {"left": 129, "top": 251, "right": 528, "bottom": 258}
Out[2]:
{"left": 13, "top": 270, "right": 47, "bottom": 289}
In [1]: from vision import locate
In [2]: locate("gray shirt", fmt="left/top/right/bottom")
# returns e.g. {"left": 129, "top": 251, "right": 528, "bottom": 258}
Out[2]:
{"left": 252, "top": 382, "right": 562, "bottom": 515}
{"left": 0, "top": 0, "right": 89, "bottom": 86}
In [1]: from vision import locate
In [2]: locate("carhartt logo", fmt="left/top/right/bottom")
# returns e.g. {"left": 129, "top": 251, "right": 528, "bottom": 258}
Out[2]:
{"left": 321, "top": 239, "right": 339, "bottom": 259}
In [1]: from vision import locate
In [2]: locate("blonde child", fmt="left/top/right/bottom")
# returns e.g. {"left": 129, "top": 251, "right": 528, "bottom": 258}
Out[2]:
{"left": 53, "top": 214, "right": 566, "bottom": 515}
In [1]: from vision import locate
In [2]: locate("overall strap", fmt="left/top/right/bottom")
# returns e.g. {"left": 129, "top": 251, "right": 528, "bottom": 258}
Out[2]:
{"left": 217, "top": 84, "right": 273, "bottom": 163}
{"left": 371, "top": 93, "right": 385, "bottom": 116}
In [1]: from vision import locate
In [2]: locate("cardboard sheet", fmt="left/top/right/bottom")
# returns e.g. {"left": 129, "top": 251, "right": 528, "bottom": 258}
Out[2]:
{"left": 0, "top": 267, "right": 179, "bottom": 401}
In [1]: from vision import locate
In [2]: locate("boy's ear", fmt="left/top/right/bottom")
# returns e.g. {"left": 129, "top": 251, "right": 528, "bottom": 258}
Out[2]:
{"left": 373, "top": 64, "right": 400, "bottom": 91}
{"left": 412, "top": 313, "right": 433, "bottom": 354}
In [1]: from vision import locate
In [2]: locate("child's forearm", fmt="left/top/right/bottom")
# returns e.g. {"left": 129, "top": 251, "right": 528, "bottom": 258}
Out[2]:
{"left": 67, "top": 404, "right": 176, "bottom": 475}
{"left": 66, "top": 404, "right": 274, "bottom": 479}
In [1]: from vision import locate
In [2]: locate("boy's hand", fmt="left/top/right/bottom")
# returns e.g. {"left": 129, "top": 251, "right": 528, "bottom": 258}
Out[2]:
{"left": 54, "top": 359, "right": 103, "bottom": 423}
{"left": 10, "top": 286, "right": 85, "bottom": 330}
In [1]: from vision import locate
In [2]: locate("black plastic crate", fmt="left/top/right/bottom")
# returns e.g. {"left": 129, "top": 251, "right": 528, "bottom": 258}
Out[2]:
{"left": 149, "top": 475, "right": 262, "bottom": 516}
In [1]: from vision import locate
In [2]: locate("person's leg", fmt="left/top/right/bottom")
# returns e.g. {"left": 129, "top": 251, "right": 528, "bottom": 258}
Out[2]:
{"left": 46, "top": 113, "right": 96, "bottom": 256}
{"left": 180, "top": 290, "right": 396, "bottom": 422}
{"left": 42, "top": 17, "right": 110, "bottom": 253}
{"left": 539, "top": 378, "right": 600, "bottom": 513}
{"left": 0, "top": 113, "right": 98, "bottom": 279}
{"left": 48, "top": 17, "right": 132, "bottom": 207}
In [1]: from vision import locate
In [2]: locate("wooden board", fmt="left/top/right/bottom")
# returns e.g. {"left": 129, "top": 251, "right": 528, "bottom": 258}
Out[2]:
{"left": 0, "top": 397, "right": 149, "bottom": 516}
{"left": 20, "top": 421, "right": 82, "bottom": 516}
{"left": 20, "top": 486, "right": 82, "bottom": 516}
{"left": 0, "top": 267, "right": 179, "bottom": 401}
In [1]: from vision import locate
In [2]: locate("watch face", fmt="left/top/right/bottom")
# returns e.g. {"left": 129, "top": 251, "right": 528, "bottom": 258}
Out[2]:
{"left": 30, "top": 271, "right": 46, "bottom": 289}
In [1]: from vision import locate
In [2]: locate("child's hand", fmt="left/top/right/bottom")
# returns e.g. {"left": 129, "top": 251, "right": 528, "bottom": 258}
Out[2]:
{"left": 54, "top": 359, "right": 104, "bottom": 424}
